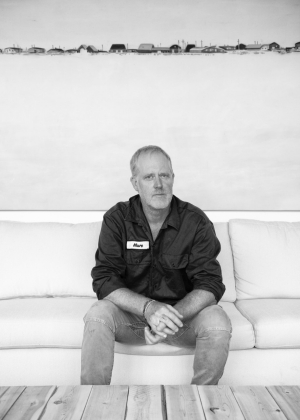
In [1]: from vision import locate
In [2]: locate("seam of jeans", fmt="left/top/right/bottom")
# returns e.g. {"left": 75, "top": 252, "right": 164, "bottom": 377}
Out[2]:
{"left": 85, "top": 317, "right": 115, "bottom": 335}
{"left": 204, "top": 327, "right": 232, "bottom": 333}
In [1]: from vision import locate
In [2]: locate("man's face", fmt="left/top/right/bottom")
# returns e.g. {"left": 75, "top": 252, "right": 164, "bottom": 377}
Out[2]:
{"left": 131, "top": 152, "right": 174, "bottom": 211}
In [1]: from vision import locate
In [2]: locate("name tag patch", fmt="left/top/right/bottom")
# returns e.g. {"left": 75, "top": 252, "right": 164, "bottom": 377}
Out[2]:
{"left": 127, "top": 241, "right": 149, "bottom": 250}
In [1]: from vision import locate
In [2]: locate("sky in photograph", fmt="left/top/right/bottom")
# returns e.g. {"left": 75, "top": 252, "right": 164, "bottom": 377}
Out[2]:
{"left": 0, "top": 53, "right": 299, "bottom": 210}
{"left": 0, "top": 0, "right": 299, "bottom": 50}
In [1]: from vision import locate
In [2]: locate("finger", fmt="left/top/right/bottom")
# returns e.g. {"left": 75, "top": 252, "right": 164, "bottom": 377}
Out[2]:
{"left": 145, "top": 327, "right": 164, "bottom": 344}
{"left": 159, "top": 310, "right": 183, "bottom": 328}
{"left": 158, "top": 314, "right": 183, "bottom": 332}
{"left": 149, "top": 323, "right": 167, "bottom": 338}
{"left": 151, "top": 311, "right": 183, "bottom": 330}
{"left": 166, "top": 305, "right": 184, "bottom": 318}
{"left": 160, "top": 326, "right": 177, "bottom": 335}
{"left": 144, "top": 327, "right": 154, "bottom": 344}
{"left": 154, "top": 321, "right": 177, "bottom": 337}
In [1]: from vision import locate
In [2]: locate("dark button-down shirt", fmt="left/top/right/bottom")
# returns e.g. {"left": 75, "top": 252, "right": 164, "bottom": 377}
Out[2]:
{"left": 92, "top": 194, "right": 225, "bottom": 304}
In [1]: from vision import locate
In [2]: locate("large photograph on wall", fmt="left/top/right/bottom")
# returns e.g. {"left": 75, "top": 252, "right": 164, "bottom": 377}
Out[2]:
{"left": 0, "top": 0, "right": 299, "bottom": 210}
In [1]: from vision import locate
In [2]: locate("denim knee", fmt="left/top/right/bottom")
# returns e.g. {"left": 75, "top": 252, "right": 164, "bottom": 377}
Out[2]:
{"left": 83, "top": 299, "right": 119, "bottom": 334}
{"left": 192, "top": 304, "right": 232, "bottom": 336}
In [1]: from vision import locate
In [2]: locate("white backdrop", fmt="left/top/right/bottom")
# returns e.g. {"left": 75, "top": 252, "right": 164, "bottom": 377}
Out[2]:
{"left": 1, "top": 53, "right": 299, "bottom": 210}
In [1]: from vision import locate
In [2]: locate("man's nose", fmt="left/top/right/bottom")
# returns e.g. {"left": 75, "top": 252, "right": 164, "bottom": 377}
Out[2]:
{"left": 154, "top": 176, "right": 162, "bottom": 188}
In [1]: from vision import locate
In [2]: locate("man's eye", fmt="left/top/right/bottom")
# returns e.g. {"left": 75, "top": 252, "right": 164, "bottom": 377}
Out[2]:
{"left": 160, "top": 174, "right": 169, "bottom": 178}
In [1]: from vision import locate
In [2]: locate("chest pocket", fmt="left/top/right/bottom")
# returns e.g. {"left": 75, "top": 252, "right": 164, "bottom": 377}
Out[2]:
{"left": 161, "top": 254, "right": 189, "bottom": 269}
{"left": 126, "top": 250, "right": 151, "bottom": 265}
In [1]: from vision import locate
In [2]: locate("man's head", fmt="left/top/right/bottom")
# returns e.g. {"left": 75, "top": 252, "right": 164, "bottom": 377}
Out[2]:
{"left": 130, "top": 146, "right": 174, "bottom": 211}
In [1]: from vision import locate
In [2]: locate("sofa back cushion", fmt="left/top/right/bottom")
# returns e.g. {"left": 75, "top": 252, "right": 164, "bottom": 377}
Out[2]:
{"left": 229, "top": 219, "right": 300, "bottom": 299}
{"left": 214, "top": 223, "right": 236, "bottom": 302}
{"left": 0, "top": 220, "right": 236, "bottom": 301}
{"left": 0, "top": 221, "right": 101, "bottom": 299}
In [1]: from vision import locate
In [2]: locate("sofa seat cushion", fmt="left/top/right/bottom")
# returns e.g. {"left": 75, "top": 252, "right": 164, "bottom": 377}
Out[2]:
{"left": 235, "top": 299, "right": 300, "bottom": 349}
{"left": 0, "top": 297, "right": 97, "bottom": 349}
{"left": 219, "top": 302, "right": 255, "bottom": 350}
{"left": 0, "top": 299, "right": 254, "bottom": 354}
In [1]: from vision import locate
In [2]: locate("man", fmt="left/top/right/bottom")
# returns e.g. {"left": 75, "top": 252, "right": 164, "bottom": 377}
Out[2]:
{"left": 81, "top": 145, "right": 232, "bottom": 385}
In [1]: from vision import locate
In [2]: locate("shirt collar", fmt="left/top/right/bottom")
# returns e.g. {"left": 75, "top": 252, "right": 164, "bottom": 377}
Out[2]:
{"left": 125, "top": 194, "right": 180, "bottom": 231}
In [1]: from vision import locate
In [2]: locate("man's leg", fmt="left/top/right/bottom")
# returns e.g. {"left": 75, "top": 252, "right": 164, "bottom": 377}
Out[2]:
{"left": 190, "top": 304, "right": 232, "bottom": 384}
{"left": 81, "top": 299, "right": 146, "bottom": 385}
{"left": 165, "top": 304, "right": 232, "bottom": 385}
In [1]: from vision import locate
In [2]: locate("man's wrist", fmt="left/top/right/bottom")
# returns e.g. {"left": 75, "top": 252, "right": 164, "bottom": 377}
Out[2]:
{"left": 143, "top": 299, "right": 156, "bottom": 321}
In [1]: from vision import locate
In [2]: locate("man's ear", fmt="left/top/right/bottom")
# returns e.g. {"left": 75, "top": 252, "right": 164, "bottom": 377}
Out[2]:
{"left": 130, "top": 176, "right": 139, "bottom": 192}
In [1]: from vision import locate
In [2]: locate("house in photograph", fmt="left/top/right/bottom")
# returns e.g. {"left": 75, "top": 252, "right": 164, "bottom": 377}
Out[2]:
{"left": 4, "top": 46, "right": 23, "bottom": 54}
{"left": 269, "top": 42, "right": 280, "bottom": 50}
{"left": 170, "top": 44, "right": 182, "bottom": 53}
{"left": 0, "top": 49, "right": 2, "bottom": 53}
{"left": 219, "top": 45, "right": 235, "bottom": 51}
{"left": 136, "top": 43, "right": 155, "bottom": 53}
{"left": 47, "top": 48, "right": 64, "bottom": 55}
{"left": 87, "top": 45, "right": 99, "bottom": 53}
{"left": 65, "top": 48, "right": 78, "bottom": 54}
{"left": 77, "top": 45, "right": 89, "bottom": 54}
{"left": 28, "top": 47, "right": 46, "bottom": 54}
{"left": 152, "top": 46, "right": 171, "bottom": 54}
{"left": 246, "top": 44, "right": 269, "bottom": 51}
{"left": 185, "top": 44, "right": 196, "bottom": 52}
{"left": 236, "top": 43, "right": 246, "bottom": 50}
{"left": 294, "top": 42, "right": 300, "bottom": 50}
{"left": 109, "top": 44, "right": 127, "bottom": 53}
{"left": 190, "top": 46, "right": 227, "bottom": 54}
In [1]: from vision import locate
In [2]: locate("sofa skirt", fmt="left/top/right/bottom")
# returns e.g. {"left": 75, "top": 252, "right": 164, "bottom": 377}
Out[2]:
{"left": 0, "top": 348, "right": 300, "bottom": 386}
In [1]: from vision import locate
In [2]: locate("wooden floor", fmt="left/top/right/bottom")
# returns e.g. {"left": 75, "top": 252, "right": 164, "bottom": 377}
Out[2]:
{"left": 0, "top": 385, "right": 300, "bottom": 420}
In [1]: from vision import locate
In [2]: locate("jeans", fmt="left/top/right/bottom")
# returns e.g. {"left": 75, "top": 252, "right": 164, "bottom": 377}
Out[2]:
{"left": 81, "top": 300, "right": 232, "bottom": 385}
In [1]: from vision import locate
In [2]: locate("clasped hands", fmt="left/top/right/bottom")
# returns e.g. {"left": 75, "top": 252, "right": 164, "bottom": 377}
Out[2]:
{"left": 144, "top": 301, "right": 183, "bottom": 345}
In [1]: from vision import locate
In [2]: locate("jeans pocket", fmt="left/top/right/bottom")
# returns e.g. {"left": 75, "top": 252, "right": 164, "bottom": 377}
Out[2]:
{"left": 128, "top": 321, "right": 147, "bottom": 339}
{"left": 165, "top": 323, "right": 190, "bottom": 343}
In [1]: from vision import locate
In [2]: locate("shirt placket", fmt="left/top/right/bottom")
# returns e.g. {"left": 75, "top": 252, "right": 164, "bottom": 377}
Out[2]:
{"left": 138, "top": 221, "right": 155, "bottom": 296}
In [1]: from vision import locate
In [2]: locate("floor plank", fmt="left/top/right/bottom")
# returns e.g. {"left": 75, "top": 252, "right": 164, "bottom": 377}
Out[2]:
{"left": 0, "top": 386, "right": 26, "bottom": 420}
{"left": 0, "top": 388, "right": 9, "bottom": 399}
{"left": 81, "top": 385, "right": 128, "bottom": 420}
{"left": 267, "top": 386, "right": 300, "bottom": 420}
{"left": 39, "top": 385, "right": 92, "bottom": 420}
{"left": 164, "top": 385, "right": 205, "bottom": 420}
{"left": 231, "top": 386, "right": 288, "bottom": 420}
{"left": 126, "top": 385, "right": 165, "bottom": 420}
{"left": 2, "top": 386, "right": 56, "bottom": 420}
{"left": 198, "top": 385, "right": 245, "bottom": 420}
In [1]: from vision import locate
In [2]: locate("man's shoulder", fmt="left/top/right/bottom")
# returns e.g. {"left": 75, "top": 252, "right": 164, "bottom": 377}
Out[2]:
{"left": 175, "top": 196, "right": 212, "bottom": 225}
{"left": 104, "top": 200, "right": 130, "bottom": 220}
{"left": 104, "top": 195, "right": 139, "bottom": 221}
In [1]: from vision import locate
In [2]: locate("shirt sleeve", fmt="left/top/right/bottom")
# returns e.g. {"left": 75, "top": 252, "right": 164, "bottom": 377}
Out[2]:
{"left": 186, "top": 218, "right": 225, "bottom": 302}
{"left": 91, "top": 214, "right": 127, "bottom": 299}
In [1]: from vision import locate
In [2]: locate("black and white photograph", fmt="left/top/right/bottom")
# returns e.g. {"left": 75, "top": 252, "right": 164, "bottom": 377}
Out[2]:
{"left": 0, "top": 0, "right": 300, "bottom": 417}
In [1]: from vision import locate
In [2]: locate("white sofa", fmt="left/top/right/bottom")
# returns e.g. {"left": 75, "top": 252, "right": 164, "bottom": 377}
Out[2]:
{"left": 0, "top": 218, "right": 300, "bottom": 386}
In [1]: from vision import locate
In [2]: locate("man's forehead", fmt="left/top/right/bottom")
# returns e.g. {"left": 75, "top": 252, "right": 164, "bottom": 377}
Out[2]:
{"left": 138, "top": 151, "right": 170, "bottom": 167}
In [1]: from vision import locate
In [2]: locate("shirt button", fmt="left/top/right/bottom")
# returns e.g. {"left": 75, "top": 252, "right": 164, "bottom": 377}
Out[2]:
{"left": 135, "top": 259, "right": 140, "bottom": 263}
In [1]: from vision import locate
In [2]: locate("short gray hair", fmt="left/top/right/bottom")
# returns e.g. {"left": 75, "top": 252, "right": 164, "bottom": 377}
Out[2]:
{"left": 130, "top": 145, "right": 173, "bottom": 177}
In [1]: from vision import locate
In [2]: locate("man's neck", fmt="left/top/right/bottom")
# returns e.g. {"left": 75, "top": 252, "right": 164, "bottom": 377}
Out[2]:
{"left": 142, "top": 202, "right": 171, "bottom": 226}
